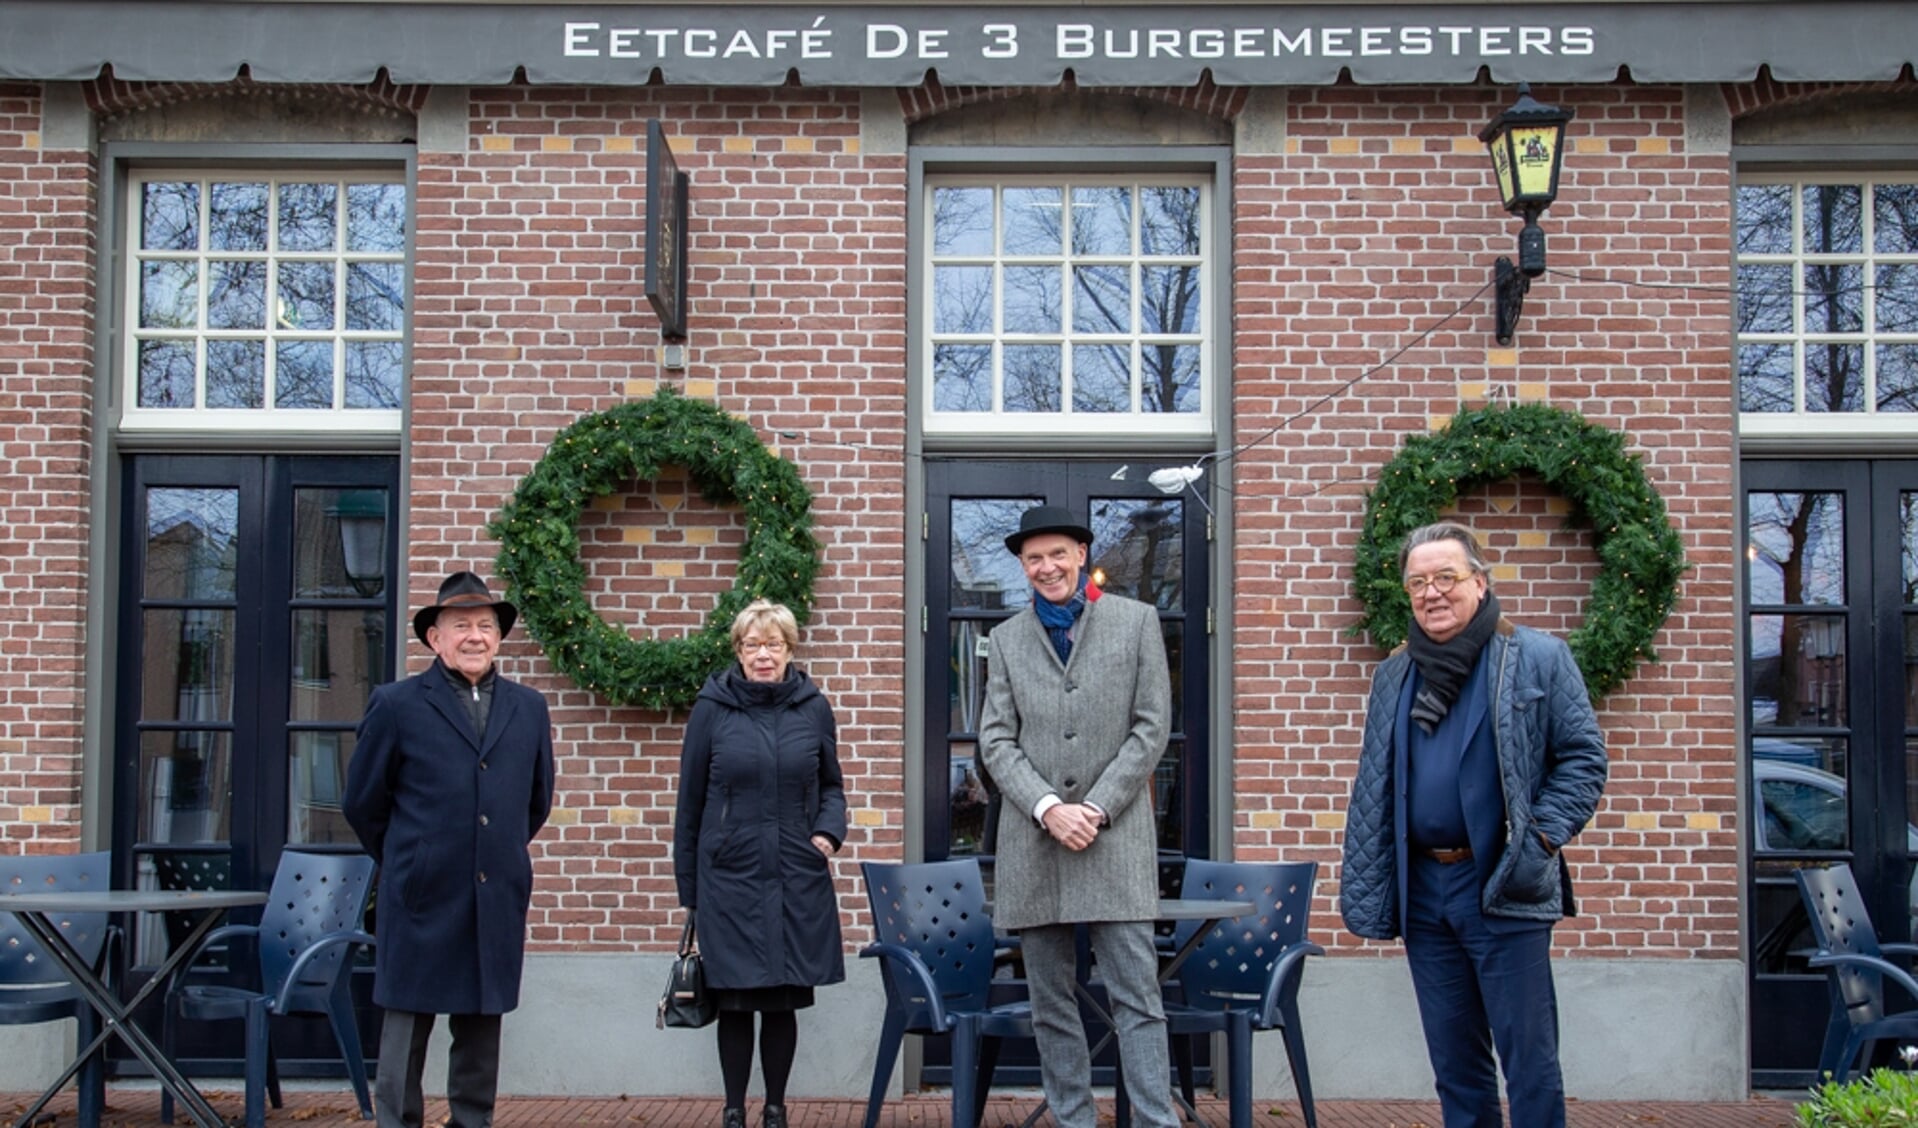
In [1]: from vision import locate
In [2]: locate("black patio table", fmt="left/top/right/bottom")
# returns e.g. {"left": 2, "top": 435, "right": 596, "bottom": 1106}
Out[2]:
{"left": 1, "top": 887, "right": 269, "bottom": 1128}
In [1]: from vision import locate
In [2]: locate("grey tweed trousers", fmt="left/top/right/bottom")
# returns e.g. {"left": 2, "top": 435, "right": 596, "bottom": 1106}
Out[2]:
{"left": 1020, "top": 921, "right": 1179, "bottom": 1128}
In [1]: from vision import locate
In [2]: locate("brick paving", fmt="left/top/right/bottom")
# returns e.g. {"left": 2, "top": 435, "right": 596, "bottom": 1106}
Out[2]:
{"left": 4, "top": 1089, "right": 1804, "bottom": 1128}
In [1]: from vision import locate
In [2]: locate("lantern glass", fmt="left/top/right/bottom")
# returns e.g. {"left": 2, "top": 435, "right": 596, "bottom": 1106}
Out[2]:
{"left": 1509, "top": 124, "right": 1564, "bottom": 202}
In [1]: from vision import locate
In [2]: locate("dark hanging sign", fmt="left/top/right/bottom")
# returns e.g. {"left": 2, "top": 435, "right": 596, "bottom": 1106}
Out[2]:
{"left": 1, "top": 2, "right": 1911, "bottom": 87}
{"left": 644, "top": 120, "right": 691, "bottom": 340}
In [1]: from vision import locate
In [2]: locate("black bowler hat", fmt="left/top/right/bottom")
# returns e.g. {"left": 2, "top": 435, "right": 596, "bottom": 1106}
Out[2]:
{"left": 413, "top": 571, "right": 518, "bottom": 645}
{"left": 1004, "top": 505, "right": 1095, "bottom": 556}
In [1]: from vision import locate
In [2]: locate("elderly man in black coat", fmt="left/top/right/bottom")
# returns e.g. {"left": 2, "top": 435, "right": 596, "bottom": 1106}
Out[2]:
{"left": 345, "top": 571, "right": 556, "bottom": 1128}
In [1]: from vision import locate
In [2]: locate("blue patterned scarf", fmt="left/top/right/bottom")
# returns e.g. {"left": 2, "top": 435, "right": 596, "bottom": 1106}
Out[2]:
{"left": 1032, "top": 575, "right": 1102, "bottom": 663}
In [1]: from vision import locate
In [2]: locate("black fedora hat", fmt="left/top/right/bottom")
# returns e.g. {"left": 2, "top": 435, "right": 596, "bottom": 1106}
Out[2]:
{"left": 1004, "top": 505, "right": 1095, "bottom": 556}
{"left": 413, "top": 571, "right": 518, "bottom": 645}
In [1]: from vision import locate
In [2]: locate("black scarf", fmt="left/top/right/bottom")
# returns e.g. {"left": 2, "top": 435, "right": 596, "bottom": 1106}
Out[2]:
{"left": 1406, "top": 591, "right": 1501, "bottom": 734}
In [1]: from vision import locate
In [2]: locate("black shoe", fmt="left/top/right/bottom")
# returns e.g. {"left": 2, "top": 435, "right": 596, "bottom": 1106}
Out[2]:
{"left": 762, "top": 1105, "right": 787, "bottom": 1128}
{"left": 724, "top": 1109, "right": 747, "bottom": 1128}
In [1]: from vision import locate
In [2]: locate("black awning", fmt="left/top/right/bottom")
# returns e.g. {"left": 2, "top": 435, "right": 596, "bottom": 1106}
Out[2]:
{"left": 1, "top": 1, "right": 1911, "bottom": 89}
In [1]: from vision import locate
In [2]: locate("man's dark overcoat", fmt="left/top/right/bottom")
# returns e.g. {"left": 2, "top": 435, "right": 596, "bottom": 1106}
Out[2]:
{"left": 673, "top": 665, "right": 848, "bottom": 991}
{"left": 344, "top": 660, "right": 555, "bottom": 1015}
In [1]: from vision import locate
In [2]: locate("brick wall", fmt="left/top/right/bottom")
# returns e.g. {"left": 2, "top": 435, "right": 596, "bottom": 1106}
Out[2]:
{"left": 1229, "top": 84, "right": 1740, "bottom": 959}
{"left": 0, "top": 83, "right": 96, "bottom": 853}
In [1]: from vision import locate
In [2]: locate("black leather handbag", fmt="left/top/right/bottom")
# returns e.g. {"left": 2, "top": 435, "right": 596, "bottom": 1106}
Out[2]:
{"left": 656, "top": 918, "right": 718, "bottom": 1029}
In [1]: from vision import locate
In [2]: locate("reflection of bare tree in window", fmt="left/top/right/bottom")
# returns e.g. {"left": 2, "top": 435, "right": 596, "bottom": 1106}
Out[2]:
{"left": 209, "top": 183, "right": 269, "bottom": 252}
{"left": 142, "top": 183, "right": 199, "bottom": 252}
{"left": 1751, "top": 492, "right": 1844, "bottom": 726}
{"left": 1807, "top": 187, "right": 1864, "bottom": 412}
{"left": 933, "top": 187, "right": 993, "bottom": 256}
{"left": 278, "top": 183, "right": 338, "bottom": 252}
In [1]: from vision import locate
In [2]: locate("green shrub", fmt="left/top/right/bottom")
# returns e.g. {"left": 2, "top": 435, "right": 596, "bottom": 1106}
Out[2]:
{"left": 1797, "top": 1068, "right": 1918, "bottom": 1126}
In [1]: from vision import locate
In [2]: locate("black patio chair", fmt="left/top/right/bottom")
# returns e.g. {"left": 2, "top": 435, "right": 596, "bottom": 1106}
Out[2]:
{"left": 0, "top": 851, "right": 116, "bottom": 1128}
{"left": 160, "top": 848, "right": 376, "bottom": 1128}
{"left": 859, "top": 858, "right": 1032, "bottom": 1128}
{"left": 1795, "top": 861, "right": 1918, "bottom": 1083}
{"left": 1161, "top": 859, "right": 1322, "bottom": 1128}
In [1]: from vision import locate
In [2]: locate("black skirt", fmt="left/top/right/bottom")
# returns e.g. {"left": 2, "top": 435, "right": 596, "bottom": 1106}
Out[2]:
{"left": 715, "top": 984, "right": 816, "bottom": 1013}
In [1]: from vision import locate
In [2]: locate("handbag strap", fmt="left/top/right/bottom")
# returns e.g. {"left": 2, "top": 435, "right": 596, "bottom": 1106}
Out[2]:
{"left": 679, "top": 917, "right": 698, "bottom": 958}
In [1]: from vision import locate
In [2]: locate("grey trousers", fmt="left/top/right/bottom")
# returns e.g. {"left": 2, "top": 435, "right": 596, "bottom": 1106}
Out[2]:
{"left": 375, "top": 1009, "right": 503, "bottom": 1128}
{"left": 1021, "top": 921, "right": 1179, "bottom": 1128}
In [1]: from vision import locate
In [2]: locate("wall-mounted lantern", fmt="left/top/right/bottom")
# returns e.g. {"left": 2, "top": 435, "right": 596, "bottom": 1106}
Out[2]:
{"left": 1478, "top": 84, "right": 1573, "bottom": 345}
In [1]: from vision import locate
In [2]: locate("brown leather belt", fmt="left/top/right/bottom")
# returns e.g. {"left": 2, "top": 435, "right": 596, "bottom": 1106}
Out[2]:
{"left": 1420, "top": 845, "right": 1474, "bottom": 864}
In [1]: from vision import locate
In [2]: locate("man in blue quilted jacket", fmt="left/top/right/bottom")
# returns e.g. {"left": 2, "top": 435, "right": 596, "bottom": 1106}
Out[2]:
{"left": 1339, "top": 522, "right": 1607, "bottom": 1128}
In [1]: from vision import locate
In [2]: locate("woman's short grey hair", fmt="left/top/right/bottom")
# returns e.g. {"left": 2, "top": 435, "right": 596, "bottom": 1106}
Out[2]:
{"left": 730, "top": 599, "right": 800, "bottom": 652}
{"left": 1398, "top": 522, "right": 1491, "bottom": 577}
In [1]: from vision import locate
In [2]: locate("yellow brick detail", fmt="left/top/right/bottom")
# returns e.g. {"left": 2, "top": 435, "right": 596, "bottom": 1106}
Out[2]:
{"left": 1248, "top": 811, "right": 1285, "bottom": 829}
{"left": 1429, "top": 414, "right": 1453, "bottom": 432}
{"left": 623, "top": 527, "right": 655, "bottom": 545}
{"left": 1452, "top": 136, "right": 1481, "bottom": 154}
{"left": 1639, "top": 137, "right": 1672, "bottom": 155}
{"left": 843, "top": 138, "right": 861, "bottom": 156}
{"left": 1487, "top": 496, "right": 1517, "bottom": 514}
{"left": 605, "top": 136, "right": 638, "bottom": 154}
{"left": 546, "top": 807, "right": 581, "bottom": 826}
{"left": 24, "top": 132, "right": 40, "bottom": 151}
{"left": 610, "top": 808, "right": 642, "bottom": 826}
{"left": 852, "top": 808, "right": 887, "bottom": 827}
{"left": 1329, "top": 138, "right": 1362, "bottom": 155}
{"left": 1517, "top": 532, "right": 1550, "bottom": 548}
{"left": 625, "top": 379, "right": 659, "bottom": 398}
{"left": 1574, "top": 137, "right": 1608, "bottom": 155}
{"left": 1518, "top": 382, "right": 1550, "bottom": 401}
{"left": 1390, "top": 137, "right": 1424, "bottom": 154}
{"left": 21, "top": 807, "right": 52, "bottom": 823}
{"left": 684, "top": 380, "right": 719, "bottom": 400}
{"left": 1315, "top": 811, "right": 1347, "bottom": 831}
{"left": 722, "top": 136, "right": 755, "bottom": 153}
{"left": 542, "top": 135, "right": 574, "bottom": 153}
{"left": 1489, "top": 563, "right": 1521, "bottom": 583}
{"left": 588, "top": 494, "right": 624, "bottom": 512}
{"left": 479, "top": 135, "right": 514, "bottom": 152}
{"left": 1458, "top": 382, "right": 1491, "bottom": 402}
{"left": 1486, "top": 347, "right": 1520, "bottom": 367}
{"left": 1285, "top": 137, "right": 1304, "bottom": 155}
{"left": 655, "top": 561, "right": 687, "bottom": 578}
{"left": 685, "top": 527, "right": 718, "bottom": 545}
{"left": 1686, "top": 813, "right": 1722, "bottom": 831}
{"left": 783, "top": 137, "right": 816, "bottom": 153}
{"left": 658, "top": 493, "right": 686, "bottom": 512}
{"left": 1623, "top": 812, "right": 1660, "bottom": 830}
{"left": 1546, "top": 496, "right": 1574, "bottom": 515}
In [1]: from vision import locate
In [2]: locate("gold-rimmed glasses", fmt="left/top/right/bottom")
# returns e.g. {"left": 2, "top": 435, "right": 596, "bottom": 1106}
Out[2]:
{"left": 1404, "top": 571, "right": 1474, "bottom": 597}
{"left": 738, "top": 639, "right": 789, "bottom": 655}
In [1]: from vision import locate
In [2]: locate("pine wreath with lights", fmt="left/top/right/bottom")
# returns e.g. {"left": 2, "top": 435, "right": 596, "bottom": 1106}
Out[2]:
{"left": 489, "top": 387, "right": 820, "bottom": 711}
{"left": 1352, "top": 402, "right": 1686, "bottom": 701}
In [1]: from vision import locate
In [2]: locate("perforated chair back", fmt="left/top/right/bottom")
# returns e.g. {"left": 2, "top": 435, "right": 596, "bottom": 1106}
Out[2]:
{"left": 0, "top": 852, "right": 112, "bottom": 990}
{"left": 257, "top": 850, "right": 375, "bottom": 1011}
{"left": 152, "top": 849, "right": 233, "bottom": 955}
{"left": 1174, "top": 859, "right": 1318, "bottom": 1012}
{"left": 862, "top": 858, "right": 998, "bottom": 1022}
{"left": 1797, "top": 862, "right": 1890, "bottom": 1024}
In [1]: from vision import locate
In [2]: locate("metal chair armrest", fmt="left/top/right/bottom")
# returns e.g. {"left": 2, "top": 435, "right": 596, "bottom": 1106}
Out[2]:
{"left": 859, "top": 941, "right": 950, "bottom": 1030}
{"left": 1807, "top": 950, "right": 1918, "bottom": 1005}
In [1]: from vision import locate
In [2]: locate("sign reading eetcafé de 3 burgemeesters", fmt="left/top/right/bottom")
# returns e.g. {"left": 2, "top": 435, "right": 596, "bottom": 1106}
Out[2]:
{"left": 1, "top": 3, "right": 1911, "bottom": 88}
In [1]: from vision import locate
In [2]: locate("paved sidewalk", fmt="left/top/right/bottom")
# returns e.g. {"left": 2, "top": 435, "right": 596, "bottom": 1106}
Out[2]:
{"left": 4, "top": 1089, "right": 1805, "bottom": 1128}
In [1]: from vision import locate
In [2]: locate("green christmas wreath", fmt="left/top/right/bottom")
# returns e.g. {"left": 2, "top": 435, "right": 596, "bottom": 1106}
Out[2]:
{"left": 1352, "top": 402, "right": 1686, "bottom": 701}
{"left": 488, "top": 387, "right": 819, "bottom": 711}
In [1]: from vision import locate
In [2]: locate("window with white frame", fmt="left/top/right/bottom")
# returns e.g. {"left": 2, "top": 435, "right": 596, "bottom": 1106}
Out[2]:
{"left": 123, "top": 172, "right": 407, "bottom": 432}
{"left": 1736, "top": 176, "right": 1918, "bottom": 435}
{"left": 924, "top": 174, "right": 1211, "bottom": 437}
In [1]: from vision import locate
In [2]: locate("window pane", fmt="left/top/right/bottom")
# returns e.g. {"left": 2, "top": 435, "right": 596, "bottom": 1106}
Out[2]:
{"left": 278, "top": 261, "right": 336, "bottom": 331}
{"left": 142, "top": 182, "right": 200, "bottom": 252}
{"left": 1003, "top": 344, "right": 1060, "bottom": 413}
{"left": 933, "top": 343, "right": 992, "bottom": 411}
{"left": 1141, "top": 186, "right": 1201, "bottom": 256}
{"left": 1073, "top": 265, "right": 1130, "bottom": 333}
{"left": 1736, "top": 264, "right": 1794, "bottom": 334}
{"left": 1143, "top": 343, "right": 1201, "bottom": 414}
{"left": 933, "top": 186, "right": 994, "bottom": 256}
{"left": 206, "top": 340, "right": 265, "bottom": 409}
{"left": 1876, "top": 184, "right": 1918, "bottom": 254}
{"left": 1003, "top": 265, "right": 1061, "bottom": 333}
{"left": 1091, "top": 497, "right": 1183, "bottom": 609}
{"left": 145, "top": 488, "right": 238, "bottom": 599}
{"left": 345, "top": 262, "right": 404, "bottom": 331}
{"left": 1802, "top": 185, "right": 1863, "bottom": 255}
{"left": 289, "top": 731, "right": 357, "bottom": 845}
{"left": 138, "top": 730, "right": 232, "bottom": 843}
{"left": 948, "top": 747, "right": 989, "bottom": 856}
{"left": 1747, "top": 491, "right": 1845, "bottom": 605}
{"left": 140, "top": 261, "right": 199, "bottom": 330}
{"left": 1003, "top": 186, "right": 1063, "bottom": 256}
{"left": 1804, "top": 343, "right": 1864, "bottom": 412}
{"left": 138, "top": 340, "right": 197, "bottom": 409}
{"left": 1748, "top": 613, "right": 1847, "bottom": 727}
{"left": 1739, "top": 342, "right": 1795, "bottom": 413}
{"left": 1877, "top": 263, "right": 1918, "bottom": 333}
{"left": 290, "top": 610, "right": 385, "bottom": 722}
{"left": 278, "top": 182, "right": 339, "bottom": 252}
{"left": 346, "top": 183, "right": 406, "bottom": 253}
{"left": 142, "top": 609, "right": 237, "bottom": 723}
{"left": 345, "top": 341, "right": 403, "bottom": 409}
{"left": 1071, "top": 186, "right": 1131, "bottom": 256}
{"left": 1882, "top": 345, "right": 1918, "bottom": 414}
{"left": 275, "top": 339, "right": 335, "bottom": 409}
{"left": 1903, "top": 495, "right": 1918, "bottom": 606}
{"left": 934, "top": 265, "right": 993, "bottom": 334}
{"left": 1754, "top": 755, "right": 1849, "bottom": 851}
{"left": 208, "top": 182, "right": 269, "bottom": 252}
{"left": 1737, "top": 184, "right": 1793, "bottom": 255}
{"left": 1803, "top": 263, "right": 1863, "bottom": 334}
{"left": 1142, "top": 265, "right": 1199, "bottom": 335}
{"left": 1906, "top": 618, "right": 1918, "bottom": 723}
{"left": 949, "top": 499, "right": 1036, "bottom": 610}
{"left": 207, "top": 260, "right": 267, "bottom": 330}
{"left": 1073, "top": 343, "right": 1130, "bottom": 413}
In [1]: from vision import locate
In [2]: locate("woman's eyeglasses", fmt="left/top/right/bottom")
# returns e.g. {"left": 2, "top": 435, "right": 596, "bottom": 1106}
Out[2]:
{"left": 738, "top": 639, "right": 788, "bottom": 654}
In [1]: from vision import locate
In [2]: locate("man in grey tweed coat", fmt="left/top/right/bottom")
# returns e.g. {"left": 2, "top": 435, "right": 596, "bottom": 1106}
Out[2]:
{"left": 980, "top": 505, "right": 1178, "bottom": 1128}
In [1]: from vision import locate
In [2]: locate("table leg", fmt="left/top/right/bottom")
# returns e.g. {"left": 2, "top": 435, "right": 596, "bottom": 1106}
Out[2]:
{"left": 11, "top": 908, "right": 237, "bottom": 1128}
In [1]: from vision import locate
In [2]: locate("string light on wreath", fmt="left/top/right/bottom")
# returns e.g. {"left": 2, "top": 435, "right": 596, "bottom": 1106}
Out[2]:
{"left": 488, "top": 387, "right": 820, "bottom": 711}
{"left": 1351, "top": 402, "right": 1686, "bottom": 701}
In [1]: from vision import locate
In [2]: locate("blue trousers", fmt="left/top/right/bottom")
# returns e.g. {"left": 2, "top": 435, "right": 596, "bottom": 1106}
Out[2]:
{"left": 1404, "top": 854, "right": 1565, "bottom": 1128}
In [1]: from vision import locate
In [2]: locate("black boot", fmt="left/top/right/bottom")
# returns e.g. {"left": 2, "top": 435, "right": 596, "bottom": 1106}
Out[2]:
{"left": 724, "top": 1109, "right": 747, "bottom": 1128}
{"left": 762, "top": 1105, "right": 787, "bottom": 1128}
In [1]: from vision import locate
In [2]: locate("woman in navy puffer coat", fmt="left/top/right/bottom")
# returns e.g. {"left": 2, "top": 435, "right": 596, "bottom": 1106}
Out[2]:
{"left": 674, "top": 600, "right": 847, "bottom": 1128}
